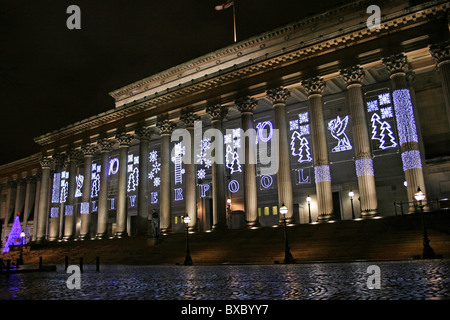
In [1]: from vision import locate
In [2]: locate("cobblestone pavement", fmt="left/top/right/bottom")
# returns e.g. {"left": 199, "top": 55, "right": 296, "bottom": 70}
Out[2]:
{"left": 1, "top": 260, "right": 449, "bottom": 300}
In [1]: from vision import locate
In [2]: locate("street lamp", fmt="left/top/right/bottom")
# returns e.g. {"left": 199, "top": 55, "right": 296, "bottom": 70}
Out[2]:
{"left": 414, "top": 187, "right": 435, "bottom": 259}
{"left": 18, "top": 231, "right": 25, "bottom": 265}
{"left": 306, "top": 196, "right": 312, "bottom": 224}
{"left": 349, "top": 191, "right": 355, "bottom": 220}
{"left": 183, "top": 215, "right": 193, "bottom": 266}
{"left": 280, "top": 204, "right": 295, "bottom": 264}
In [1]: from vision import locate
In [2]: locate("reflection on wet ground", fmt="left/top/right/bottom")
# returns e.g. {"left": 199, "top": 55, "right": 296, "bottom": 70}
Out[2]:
{"left": 1, "top": 260, "right": 449, "bottom": 300}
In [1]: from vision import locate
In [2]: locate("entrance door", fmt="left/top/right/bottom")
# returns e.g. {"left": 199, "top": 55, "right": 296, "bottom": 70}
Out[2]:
{"left": 332, "top": 191, "right": 342, "bottom": 220}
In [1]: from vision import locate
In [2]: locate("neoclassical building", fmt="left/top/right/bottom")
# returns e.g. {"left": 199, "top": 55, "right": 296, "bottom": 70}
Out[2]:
{"left": 1, "top": 0, "right": 449, "bottom": 244}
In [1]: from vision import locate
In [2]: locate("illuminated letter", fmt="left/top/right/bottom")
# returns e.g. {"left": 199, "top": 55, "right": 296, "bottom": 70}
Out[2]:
{"left": 174, "top": 188, "right": 184, "bottom": 201}
{"left": 66, "top": 5, "right": 81, "bottom": 30}
{"left": 200, "top": 184, "right": 210, "bottom": 198}
{"left": 151, "top": 192, "right": 158, "bottom": 204}
{"left": 228, "top": 180, "right": 240, "bottom": 193}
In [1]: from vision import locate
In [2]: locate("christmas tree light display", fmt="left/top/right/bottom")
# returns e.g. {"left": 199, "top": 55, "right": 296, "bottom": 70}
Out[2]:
{"left": 2, "top": 215, "right": 23, "bottom": 253}
{"left": 289, "top": 111, "right": 313, "bottom": 163}
{"left": 368, "top": 93, "right": 398, "bottom": 152}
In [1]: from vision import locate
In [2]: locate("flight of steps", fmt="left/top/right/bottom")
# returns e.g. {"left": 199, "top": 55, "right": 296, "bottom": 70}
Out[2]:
{"left": 2, "top": 213, "right": 449, "bottom": 266}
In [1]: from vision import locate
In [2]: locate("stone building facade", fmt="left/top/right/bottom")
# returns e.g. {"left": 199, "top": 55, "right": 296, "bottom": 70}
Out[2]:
{"left": 1, "top": 0, "right": 449, "bottom": 244}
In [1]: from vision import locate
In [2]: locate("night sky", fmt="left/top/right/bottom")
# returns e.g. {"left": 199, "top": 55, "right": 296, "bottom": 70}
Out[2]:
{"left": 0, "top": 0, "right": 344, "bottom": 166}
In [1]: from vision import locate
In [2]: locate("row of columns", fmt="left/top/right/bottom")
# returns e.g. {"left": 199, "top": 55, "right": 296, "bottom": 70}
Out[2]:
{"left": 30, "top": 42, "right": 449, "bottom": 242}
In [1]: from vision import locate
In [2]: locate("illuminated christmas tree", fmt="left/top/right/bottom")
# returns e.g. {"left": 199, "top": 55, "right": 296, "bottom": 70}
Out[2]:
{"left": 2, "top": 214, "right": 22, "bottom": 253}
{"left": 379, "top": 121, "right": 397, "bottom": 149}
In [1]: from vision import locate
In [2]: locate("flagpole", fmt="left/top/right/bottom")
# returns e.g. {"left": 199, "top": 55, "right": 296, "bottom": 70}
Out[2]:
{"left": 233, "top": 1, "right": 237, "bottom": 42}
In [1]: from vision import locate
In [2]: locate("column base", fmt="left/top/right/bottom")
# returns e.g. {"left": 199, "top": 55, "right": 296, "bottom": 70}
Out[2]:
{"left": 246, "top": 221, "right": 260, "bottom": 230}
{"left": 47, "top": 236, "right": 58, "bottom": 242}
{"left": 95, "top": 233, "right": 108, "bottom": 240}
{"left": 63, "top": 235, "right": 73, "bottom": 242}
{"left": 317, "top": 213, "right": 334, "bottom": 222}
{"left": 360, "top": 209, "right": 378, "bottom": 219}
{"left": 114, "top": 231, "right": 127, "bottom": 239}
{"left": 78, "top": 234, "right": 89, "bottom": 241}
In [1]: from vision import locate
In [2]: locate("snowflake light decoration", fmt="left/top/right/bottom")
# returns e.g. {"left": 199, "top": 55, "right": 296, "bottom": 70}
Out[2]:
{"left": 197, "top": 169, "right": 206, "bottom": 180}
{"left": 298, "top": 112, "right": 309, "bottom": 125}
{"left": 380, "top": 107, "right": 394, "bottom": 119}
{"left": 379, "top": 93, "right": 391, "bottom": 106}
{"left": 367, "top": 100, "right": 379, "bottom": 113}
{"left": 289, "top": 120, "right": 299, "bottom": 131}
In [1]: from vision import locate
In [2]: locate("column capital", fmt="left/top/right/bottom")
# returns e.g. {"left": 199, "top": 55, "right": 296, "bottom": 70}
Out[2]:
{"left": 67, "top": 149, "right": 83, "bottom": 162}
{"left": 26, "top": 175, "right": 37, "bottom": 183}
{"left": 52, "top": 152, "right": 66, "bottom": 166}
{"left": 157, "top": 119, "right": 176, "bottom": 136}
{"left": 135, "top": 127, "right": 154, "bottom": 141}
{"left": 180, "top": 111, "right": 201, "bottom": 127}
{"left": 115, "top": 133, "right": 134, "bottom": 147}
{"left": 206, "top": 104, "right": 228, "bottom": 121}
{"left": 235, "top": 96, "right": 257, "bottom": 114}
{"left": 340, "top": 65, "right": 365, "bottom": 86}
{"left": 81, "top": 143, "right": 98, "bottom": 156}
{"left": 39, "top": 156, "right": 53, "bottom": 169}
{"left": 302, "top": 77, "right": 326, "bottom": 96}
{"left": 429, "top": 41, "right": 450, "bottom": 67}
{"left": 382, "top": 53, "right": 409, "bottom": 75}
{"left": 98, "top": 138, "right": 116, "bottom": 152}
{"left": 266, "top": 87, "right": 291, "bottom": 104}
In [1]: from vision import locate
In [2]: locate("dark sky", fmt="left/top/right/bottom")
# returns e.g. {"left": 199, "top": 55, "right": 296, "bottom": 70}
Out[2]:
{"left": 0, "top": 0, "right": 344, "bottom": 166}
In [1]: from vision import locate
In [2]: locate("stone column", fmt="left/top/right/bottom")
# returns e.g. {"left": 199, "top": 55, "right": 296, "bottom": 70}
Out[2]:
{"left": 235, "top": 96, "right": 259, "bottom": 228}
{"left": 302, "top": 77, "right": 334, "bottom": 221}
{"left": 79, "top": 144, "right": 98, "bottom": 240}
{"left": 14, "top": 178, "right": 26, "bottom": 219}
{"left": 206, "top": 105, "right": 228, "bottom": 230}
{"left": 382, "top": 53, "right": 427, "bottom": 212}
{"left": 32, "top": 173, "right": 41, "bottom": 242}
{"left": 5, "top": 180, "right": 17, "bottom": 225}
{"left": 340, "top": 65, "right": 378, "bottom": 218}
{"left": 96, "top": 139, "right": 115, "bottom": 239}
{"left": 430, "top": 41, "right": 450, "bottom": 127}
{"left": 157, "top": 119, "right": 176, "bottom": 233}
{"left": 266, "top": 87, "right": 295, "bottom": 224}
{"left": 36, "top": 157, "right": 53, "bottom": 243}
{"left": 114, "top": 133, "right": 134, "bottom": 238}
{"left": 180, "top": 111, "right": 201, "bottom": 231}
{"left": 23, "top": 175, "right": 37, "bottom": 226}
{"left": 48, "top": 153, "right": 65, "bottom": 241}
{"left": 135, "top": 127, "right": 153, "bottom": 236}
{"left": 63, "top": 149, "right": 82, "bottom": 241}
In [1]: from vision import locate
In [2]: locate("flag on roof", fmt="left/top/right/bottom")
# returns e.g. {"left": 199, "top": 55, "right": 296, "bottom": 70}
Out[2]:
{"left": 215, "top": 0, "right": 234, "bottom": 11}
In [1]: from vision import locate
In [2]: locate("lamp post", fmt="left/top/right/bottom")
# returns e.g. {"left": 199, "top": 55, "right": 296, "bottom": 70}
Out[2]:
{"left": 306, "top": 196, "right": 312, "bottom": 224}
{"left": 18, "top": 231, "right": 25, "bottom": 265}
{"left": 414, "top": 187, "right": 435, "bottom": 259}
{"left": 183, "top": 215, "right": 193, "bottom": 265}
{"left": 227, "top": 198, "right": 232, "bottom": 228}
{"left": 280, "top": 204, "right": 295, "bottom": 264}
{"left": 349, "top": 191, "right": 355, "bottom": 220}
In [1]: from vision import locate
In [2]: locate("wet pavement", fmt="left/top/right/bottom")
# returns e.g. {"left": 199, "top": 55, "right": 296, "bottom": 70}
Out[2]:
{"left": 1, "top": 260, "right": 449, "bottom": 300}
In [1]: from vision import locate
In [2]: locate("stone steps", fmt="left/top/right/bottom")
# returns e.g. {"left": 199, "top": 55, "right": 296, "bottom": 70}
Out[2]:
{"left": 2, "top": 213, "right": 449, "bottom": 266}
